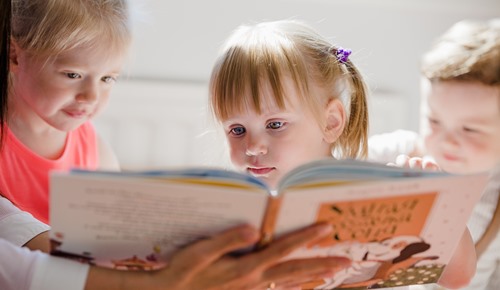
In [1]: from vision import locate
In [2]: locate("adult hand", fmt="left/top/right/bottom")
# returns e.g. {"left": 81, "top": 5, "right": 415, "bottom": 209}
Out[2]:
{"left": 150, "top": 223, "right": 350, "bottom": 290}
{"left": 85, "top": 223, "right": 350, "bottom": 290}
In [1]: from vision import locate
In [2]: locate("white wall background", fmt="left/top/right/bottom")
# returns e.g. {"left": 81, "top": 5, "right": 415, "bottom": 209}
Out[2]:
{"left": 94, "top": 0, "right": 500, "bottom": 169}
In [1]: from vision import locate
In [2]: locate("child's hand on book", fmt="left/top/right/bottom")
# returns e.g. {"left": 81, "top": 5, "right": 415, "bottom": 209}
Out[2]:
{"left": 388, "top": 154, "right": 441, "bottom": 171}
{"left": 149, "top": 223, "right": 351, "bottom": 290}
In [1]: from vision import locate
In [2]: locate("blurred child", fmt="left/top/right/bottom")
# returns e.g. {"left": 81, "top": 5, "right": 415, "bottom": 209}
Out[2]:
{"left": 369, "top": 18, "right": 500, "bottom": 289}
{"left": 209, "top": 19, "right": 475, "bottom": 289}
{"left": 0, "top": 0, "right": 132, "bottom": 224}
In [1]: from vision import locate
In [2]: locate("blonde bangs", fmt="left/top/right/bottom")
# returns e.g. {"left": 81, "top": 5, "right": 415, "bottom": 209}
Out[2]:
{"left": 210, "top": 25, "right": 310, "bottom": 121}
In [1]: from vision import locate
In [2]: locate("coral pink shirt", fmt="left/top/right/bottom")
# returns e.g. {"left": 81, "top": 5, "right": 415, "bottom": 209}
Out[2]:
{"left": 0, "top": 122, "right": 99, "bottom": 224}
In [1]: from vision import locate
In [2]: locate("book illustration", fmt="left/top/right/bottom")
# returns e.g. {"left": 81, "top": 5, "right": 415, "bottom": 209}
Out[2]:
{"left": 314, "top": 192, "right": 437, "bottom": 246}
{"left": 305, "top": 236, "right": 441, "bottom": 289}
{"left": 278, "top": 186, "right": 458, "bottom": 289}
{"left": 276, "top": 182, "right": 470, "bottom": 290}
{"left": 50, "top": 230, "right": 166, "bottom": 270}
{"left": 303, "top": 194, "right": 443, "bottom": 289}
{"left": 111, "top": 255, "right": 157, "bottom": 270}
{"left": 50, "top": 236, "right": 96, "bottom": 265}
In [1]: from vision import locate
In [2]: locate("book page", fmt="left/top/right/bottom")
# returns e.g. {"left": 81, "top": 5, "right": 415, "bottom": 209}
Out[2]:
{"left": 274, "top": 174, "right": 487, "bottom": 289}
{"left": 50, "top": 174, "right": 268, "bottom": 269}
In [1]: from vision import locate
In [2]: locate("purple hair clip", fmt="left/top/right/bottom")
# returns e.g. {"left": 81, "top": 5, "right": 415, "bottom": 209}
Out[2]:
{"left": 335, "top": 47, "right": 352, "bottom": 64}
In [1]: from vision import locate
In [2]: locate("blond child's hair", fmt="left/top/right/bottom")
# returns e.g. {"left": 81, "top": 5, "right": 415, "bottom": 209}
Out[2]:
{"left": 209, "top": 20, "right": 369, "bottom": 158}
{"left": 421, "top": 18, "right": 500, "bottom": 86}
{"left": 11, "top": 0, "right": 131, "bottom": 60}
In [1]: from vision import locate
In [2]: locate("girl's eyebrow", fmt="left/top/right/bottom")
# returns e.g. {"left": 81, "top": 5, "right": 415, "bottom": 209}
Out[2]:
{"left": 53, "top": 58, "right": 122, "bottom": 75}
{"left": 461, "top": 117, "right": 498, "bottom": 125}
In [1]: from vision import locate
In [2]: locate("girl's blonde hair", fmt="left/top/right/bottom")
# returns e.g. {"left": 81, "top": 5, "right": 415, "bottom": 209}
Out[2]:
{"left": 422, "top": 18, "right": 500, "bottom": 86}
{"left": 209, "top": 20, "right": 368, "bottom": 158}
{"left": 12, "top": 0, "right": 131, "bottom": 60}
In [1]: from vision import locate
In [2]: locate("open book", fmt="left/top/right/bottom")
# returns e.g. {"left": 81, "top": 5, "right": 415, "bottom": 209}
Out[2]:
{"left": 49, "top": 159, "right": 488, "bottom": 289}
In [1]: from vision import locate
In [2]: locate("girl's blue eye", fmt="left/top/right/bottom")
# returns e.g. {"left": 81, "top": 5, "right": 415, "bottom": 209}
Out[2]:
{"left": 230, "top": 127, "right": 246, "bottom": 136}
{"left": 267, "top": 121, "right": 283, "bottom": 130}
{"left": 66, "top": 73, "right": 80, "bottom": 79}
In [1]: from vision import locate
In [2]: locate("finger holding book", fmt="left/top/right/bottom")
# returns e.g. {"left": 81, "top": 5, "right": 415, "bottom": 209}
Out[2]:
{"left": 148, "top": 223, "right": 350, "bottom": 290}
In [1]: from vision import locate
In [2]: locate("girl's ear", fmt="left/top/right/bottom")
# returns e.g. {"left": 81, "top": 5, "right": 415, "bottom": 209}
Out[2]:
{"left": 323, "top": 98, "right": 346, "bottom": 143}
{"left": 9, "top": 39, "right": 21, "bottom": 71}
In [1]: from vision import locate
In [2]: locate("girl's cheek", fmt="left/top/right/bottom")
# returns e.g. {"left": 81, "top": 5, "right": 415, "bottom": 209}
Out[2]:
{"left": 229, "top": 146, "right": 244, "bottom": 164}
{"left": 423, "top": 134, "right": 435, "bottom": 148}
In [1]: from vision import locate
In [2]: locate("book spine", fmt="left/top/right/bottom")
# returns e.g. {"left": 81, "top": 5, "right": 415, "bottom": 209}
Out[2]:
{"left": 257, "top": 196, "right": 283, "bottom": 248}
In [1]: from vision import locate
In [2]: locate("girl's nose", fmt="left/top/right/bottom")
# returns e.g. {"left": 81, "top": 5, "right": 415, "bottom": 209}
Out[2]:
{"left": 245, "top": 136, "right": 268, "bottom": 156}
{"left": 76, "top": 82, "right": 99, "bottom": 104}
{"left": 440, "top": 130, "right": 460, "bottom": 148}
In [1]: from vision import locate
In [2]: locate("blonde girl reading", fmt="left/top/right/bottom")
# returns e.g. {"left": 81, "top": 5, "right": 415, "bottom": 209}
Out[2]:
{"left": 210, "top": 19, "right": 368, "bottom": 190}
{"left": 210, "top": 19, "right": 477, "bottom": 289}
{"left": 1, "top": 0, "right": 131, "bottom": 224}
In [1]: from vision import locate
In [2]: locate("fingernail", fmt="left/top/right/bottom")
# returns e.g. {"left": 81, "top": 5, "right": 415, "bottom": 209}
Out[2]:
{"left": 315, "top": 223, "right": 333, "bottom": 235}
{"left": 240, "top": 226, "right": 259, "bottom": 241}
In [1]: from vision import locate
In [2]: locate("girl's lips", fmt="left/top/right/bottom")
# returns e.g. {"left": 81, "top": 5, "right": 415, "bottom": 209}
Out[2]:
{"left": 442, "top": 153, "right": 459, "bottom": 162}
{"left": 64, "top": 110, "right": 88, "bottom": 118}
{"left": 247, "top": 167, "right": 275, "bottom": 176}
